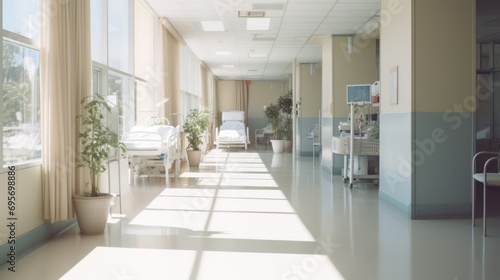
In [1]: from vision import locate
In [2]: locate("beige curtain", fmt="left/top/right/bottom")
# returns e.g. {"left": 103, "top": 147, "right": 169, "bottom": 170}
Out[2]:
{"left": 212, "top": 78, "right": 219, "bottom": 129}
{"left": 200, "top": 66, "right": 208, "bottom": 107}
{"left": 159, "top": 20, "right": 180, "bottom": 126}
{"left": 235, "top": 81, "right": 248, "bottom": 125}
{"left": 40, "top": 0, "right": 91, "bottom": 222}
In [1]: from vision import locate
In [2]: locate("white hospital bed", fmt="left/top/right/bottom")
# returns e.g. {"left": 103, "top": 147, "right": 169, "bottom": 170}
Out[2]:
{"left": 215, "top": 111, "right": 250, "bottom": 150}
{"left": 121, "top": 125, "right": 182, "bottom": 186}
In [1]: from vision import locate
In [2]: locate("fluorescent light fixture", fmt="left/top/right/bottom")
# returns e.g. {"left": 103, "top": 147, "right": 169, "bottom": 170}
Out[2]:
{"left": 248, "top": 53, "right": 268, "bottom": 58}
{"left": 201, "top": 21, "right": 225, "bottom": 31}
{"left": 246, "top": 18, "right": 270, "bottom": 31}
{"left": 222, "top": 65, "right": 235, "bottom": 68}
{"left": 215, "top": 51, "right": 231, "bottom": 56}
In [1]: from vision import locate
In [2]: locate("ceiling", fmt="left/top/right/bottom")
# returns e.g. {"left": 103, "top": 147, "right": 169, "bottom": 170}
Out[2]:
{"left": 145, "top": 0, "right": 380, "bottom": 81}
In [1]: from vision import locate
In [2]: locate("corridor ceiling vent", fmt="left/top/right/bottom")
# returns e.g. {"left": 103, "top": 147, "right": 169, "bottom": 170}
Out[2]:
{"left": 238, "top": 11, "right": 265, "bottom": 18}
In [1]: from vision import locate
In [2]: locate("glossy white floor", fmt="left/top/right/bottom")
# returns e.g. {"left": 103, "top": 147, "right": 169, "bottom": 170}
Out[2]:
{"left": 1, "top": 149, "right": 500, "bottom": 280}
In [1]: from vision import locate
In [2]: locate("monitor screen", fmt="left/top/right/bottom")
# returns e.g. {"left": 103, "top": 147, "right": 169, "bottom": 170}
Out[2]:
{"left": 346, "top": 84, "right": 371, "bottom": 104}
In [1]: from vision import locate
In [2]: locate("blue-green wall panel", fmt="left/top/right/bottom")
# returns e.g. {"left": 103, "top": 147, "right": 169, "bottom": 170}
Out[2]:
{"left": 321, "top": 117, "right": 333, "bottom": 172}
{"left": 413, "top": 112, "right": 472, "bottom": 218}
{"left": 0, "top": 219, "right": 76, "bottom": 270}
{"left": 298, "top": 117, "right": 320, "bottom": 155}
{"left": 379, "top": 112, "right": 473, "bottom": 219}
{"left": 379, "top": 113, "right": 412, "bottom": 218}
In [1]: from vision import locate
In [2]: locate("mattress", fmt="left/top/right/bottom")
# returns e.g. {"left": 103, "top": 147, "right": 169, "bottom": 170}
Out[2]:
{"left": 122, "top": 125, "right": 177, "bottom": 154}
{"left": 218, "top": 121, "right": 246, "bottom": 142}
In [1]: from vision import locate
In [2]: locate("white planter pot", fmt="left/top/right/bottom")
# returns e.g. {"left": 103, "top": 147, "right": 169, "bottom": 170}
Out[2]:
{"left": 270, "top": 139, "right": 285, "bottom": 153}
{"left": 187, "top": 150, "right": 203, "bottom": 167}
{"left": 73, "top": 194, "right": 113, "bottom": 235}
{"left": 284, "top": 140, "right": 292, "bottom": 150}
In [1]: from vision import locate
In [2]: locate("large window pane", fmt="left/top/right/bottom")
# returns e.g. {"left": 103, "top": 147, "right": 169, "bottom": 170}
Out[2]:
{"left": 2, "top": 41, "right": 40, "bottom": 166}
{"left": 3, "top": 0, "right": 38, "bottom": 41}
{"left": 480, "top": 43, "right": 491, "bottom": 70}
{"left": 476, "top": 74, "right": 491, "bottom": 139}
{"left": 134, "top": 0, "right": 154, "bottom": 79}
{"left": 135, "top": 81, "right": 154, "bottom": 125}
{"left": 494, "top": 72, "right": 500, "bottom": 139}
{"left": 108, "top": 0, "right": 132, "bottom": 73}
{"left": 494, "top": 42, "right": 500, "bottom": 69}
{"left": 91, "top": 0, "right": 106, "bottom": 63}
{"left": 108, "top": 72, "right": 135, "bottom": 136}
{"left": 92, "top": 68, "right": 101, "bottom": 95}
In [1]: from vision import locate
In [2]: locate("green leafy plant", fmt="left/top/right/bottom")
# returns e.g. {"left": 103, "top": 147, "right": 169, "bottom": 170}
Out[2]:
{"left": 264, "top": 103, "right": 283, "bottom": 140}
{"left": 183, "top": 107, "right": 210, "bottom": 151}
{"left": 277, "top": 90, "right": 293, "bottom": 140}
{"left": 77, "top": 95, "right": 126, "bottom": 197}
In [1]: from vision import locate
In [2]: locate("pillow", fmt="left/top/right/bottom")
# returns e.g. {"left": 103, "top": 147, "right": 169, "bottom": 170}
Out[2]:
{"left": 221, "top": 121, "right": 245, "bottom": 131}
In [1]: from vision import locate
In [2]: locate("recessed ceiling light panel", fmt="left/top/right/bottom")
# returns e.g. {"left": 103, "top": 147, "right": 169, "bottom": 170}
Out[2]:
{"left": 248, "top": 53, "right": 268, "bottom": 58}
{"left": 247, "top": 18, "right": 271, "bottom": 31}
{"left": 201, "top": 21, "right": 225, "bottom": 31}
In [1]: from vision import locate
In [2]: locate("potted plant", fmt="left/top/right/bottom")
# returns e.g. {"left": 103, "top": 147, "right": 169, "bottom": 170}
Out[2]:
{"left": 73, "top": 94, "right": 126, "bottom": 235}
{"left": 278, "top": 90, "right": 293, "bottom": 149}
{"left": 264, "top": 102, "right": 284, "bottom": 153}
{"left": 183, "top": 107, "right": 210, "bottom": 167}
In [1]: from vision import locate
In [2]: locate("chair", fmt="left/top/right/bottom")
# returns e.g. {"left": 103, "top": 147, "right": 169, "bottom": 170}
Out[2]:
{"left": 255, "top": 125, "right": 273, "bottom": 149}
{"left": 472, "top": 148, "right": 500, "bottom": 236}
{"left": 308, "top": 125, "right": 321, "bottom": 160}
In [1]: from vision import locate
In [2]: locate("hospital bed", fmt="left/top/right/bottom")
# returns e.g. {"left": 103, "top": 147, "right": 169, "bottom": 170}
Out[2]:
{"left": 121, "top": 125, "right": 182, "bottom": 186}
{"left": 215, "top": 111, "right": 250, "bottom": 150}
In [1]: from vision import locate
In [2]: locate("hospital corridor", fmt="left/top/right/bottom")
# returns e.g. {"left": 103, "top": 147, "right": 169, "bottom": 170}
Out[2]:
{"left": 1, "top": 149, "right": 500, "bottom": 280}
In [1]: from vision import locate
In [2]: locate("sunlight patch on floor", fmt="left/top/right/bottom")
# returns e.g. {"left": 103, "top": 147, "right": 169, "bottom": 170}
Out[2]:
{"left": 60, "top": 247, "right": 196, "bottom": 280}
{"left": 197, "top": 251, "right": 345, "bottom": 280}
{"left": 60, "top": 246, "right": 344, "bottom": 280}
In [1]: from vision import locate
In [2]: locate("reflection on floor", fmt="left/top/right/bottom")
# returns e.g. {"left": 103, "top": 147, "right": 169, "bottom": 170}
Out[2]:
{"left": 1, "top": 149, "right": 500, "bottom": 280}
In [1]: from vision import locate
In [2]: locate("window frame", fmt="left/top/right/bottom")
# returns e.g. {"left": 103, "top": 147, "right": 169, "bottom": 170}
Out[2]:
{"left": 1, "top": 0, "right": 42, "bottom": 172}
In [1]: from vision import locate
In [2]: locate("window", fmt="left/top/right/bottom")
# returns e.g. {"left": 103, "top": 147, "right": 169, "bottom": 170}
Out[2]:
{"left": 476, "top": 41, "right": 500, "bottom": 141}
{"left": 495, "top": 42, "right": 500, "bottom": 69}
{"left": 107, "top": 72, "right": 135, "bottom": 136}
{"left": 3, "top": 0, "right": 39, "bottom": 41}
{"left": 135, "top": 81, "right": 155, "bottom": 125}
{"left": 91, "top": 0, "right": 159, "bottom": 138}
{"left": 108, "top": 0, "right": 132, "bottom": 74}
{"left": 91, "top": 0, "right": 106, "bottom": 64}
{"left": 180, "top": 46, "right": 201, "bottom": 116}
{"left": 134, "top": 0, "right": 154, "bottom": 80}
{"left": 494, "top": 72, "right": 500, "bottom": 139}
{"left": 2, "top": 0, "right": 41, "bottom": 167}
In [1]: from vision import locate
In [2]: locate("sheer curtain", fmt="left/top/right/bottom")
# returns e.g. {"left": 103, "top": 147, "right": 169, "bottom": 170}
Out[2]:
{"left": 158, "top": 20, "right": 180, "bottom": 126}
{"left": 40, "top": 0, "right": 91, "bottom": 222}
{"left": 235, "top": 81, "right": 248, "bottom": 125}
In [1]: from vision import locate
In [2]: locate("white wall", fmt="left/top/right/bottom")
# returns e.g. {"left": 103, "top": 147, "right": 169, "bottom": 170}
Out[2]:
{"left": 0, "top": 166, "right": 44, "bottom": 244}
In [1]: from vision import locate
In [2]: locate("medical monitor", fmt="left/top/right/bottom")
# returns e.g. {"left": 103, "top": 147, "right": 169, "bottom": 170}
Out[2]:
{"left": 346, "top": 84, "right": 371, "bottom": 104}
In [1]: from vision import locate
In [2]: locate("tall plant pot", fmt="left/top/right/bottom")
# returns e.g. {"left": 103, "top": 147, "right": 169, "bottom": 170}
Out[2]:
{"left": 187, "top": 150, "right": 203, "bottom": 167}
{"left": 270, "top": 139, "right": 285, "bottom": 154}
{"left": 73, "top": 194, "right": 113, "bottom": 236}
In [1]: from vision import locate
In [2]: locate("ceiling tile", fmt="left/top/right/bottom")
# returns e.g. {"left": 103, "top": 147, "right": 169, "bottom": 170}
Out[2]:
{"left": 147, "top": 0, "right": 380, "bottom": 80}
